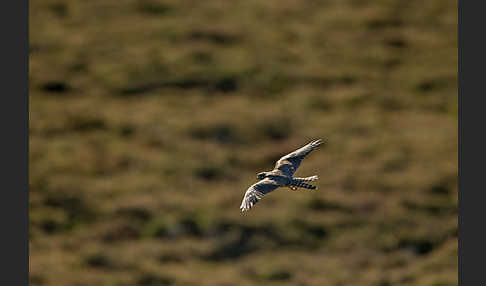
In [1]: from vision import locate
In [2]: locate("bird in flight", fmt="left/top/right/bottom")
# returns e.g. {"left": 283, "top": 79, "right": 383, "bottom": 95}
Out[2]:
{"left": 240, "top": 139, "right": 324, "bottom": 212}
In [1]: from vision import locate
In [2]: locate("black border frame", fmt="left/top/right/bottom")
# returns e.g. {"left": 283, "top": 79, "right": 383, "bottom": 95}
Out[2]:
{"left": 1, "top": 0, "right": 29, "bottom": 285}
{"left": 458, "top": 0, "right": 485, "bottom": 285}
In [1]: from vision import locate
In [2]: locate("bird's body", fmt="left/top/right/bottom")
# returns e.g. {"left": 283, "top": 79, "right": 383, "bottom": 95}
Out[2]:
{"left": 240, "top": 139, "right": 324, "bottom": 212}
{"left": 256, "top": 171, "right": 292, "bottom": 185}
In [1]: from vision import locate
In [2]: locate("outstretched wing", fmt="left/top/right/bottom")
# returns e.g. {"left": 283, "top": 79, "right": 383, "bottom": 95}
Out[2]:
{"left": 274, "top": 139, "right": 324, "bottom": 177}
{"left": 240, "top": 178, "right": 281, "bottom": 212}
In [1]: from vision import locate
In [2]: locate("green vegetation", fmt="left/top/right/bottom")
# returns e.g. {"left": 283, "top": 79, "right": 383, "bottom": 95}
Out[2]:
{"left": 30, "top": 0, "right": 457, "bottom": 285}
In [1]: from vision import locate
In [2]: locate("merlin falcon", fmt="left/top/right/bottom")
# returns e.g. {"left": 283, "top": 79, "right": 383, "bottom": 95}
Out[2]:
{"left": 240, "top": 139, "right": 324, "bottom": 212}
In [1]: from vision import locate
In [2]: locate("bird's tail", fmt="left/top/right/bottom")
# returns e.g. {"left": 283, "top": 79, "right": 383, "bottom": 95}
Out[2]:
{"left": 290, "top": 178, "right": 317, "bottom": 190}
{"left": 293, "top": 175, "right": 319, "bottom": 182}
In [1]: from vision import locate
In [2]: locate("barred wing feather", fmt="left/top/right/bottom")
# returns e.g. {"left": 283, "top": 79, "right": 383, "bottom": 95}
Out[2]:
{"left": 274, "top": 139, "right": 324, "bottom": 177}
{"left": 240, "top": 178, "right": 280, "bottom": 212}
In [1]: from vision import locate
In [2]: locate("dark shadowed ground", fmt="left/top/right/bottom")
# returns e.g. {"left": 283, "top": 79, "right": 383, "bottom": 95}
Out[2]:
{"left": 30, "top": 1, "right": 457, "bottom": 285}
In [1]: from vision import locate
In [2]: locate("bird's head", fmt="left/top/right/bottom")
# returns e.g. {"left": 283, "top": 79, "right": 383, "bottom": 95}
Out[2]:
{"left": 257, "top": 172, "right": 267, "bottom": 180}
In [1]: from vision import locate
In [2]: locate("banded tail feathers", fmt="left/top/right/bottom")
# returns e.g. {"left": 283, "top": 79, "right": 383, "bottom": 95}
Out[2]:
{"left": 290, "top": 179, "right": 318, "bottom": 190}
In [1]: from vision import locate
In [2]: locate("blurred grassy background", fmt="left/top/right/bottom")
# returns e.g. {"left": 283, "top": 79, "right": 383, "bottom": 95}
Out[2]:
{"left": 29, "top": 0, "right": 457, "bottom": 285}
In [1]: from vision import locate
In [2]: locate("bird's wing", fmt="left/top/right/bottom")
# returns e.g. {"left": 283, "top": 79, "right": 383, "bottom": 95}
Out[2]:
{"left": 274, "top": 139, "right": 324, "bottom": 177}
{"left": 240, "top": 178, "right": 281, "bottom": 212}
